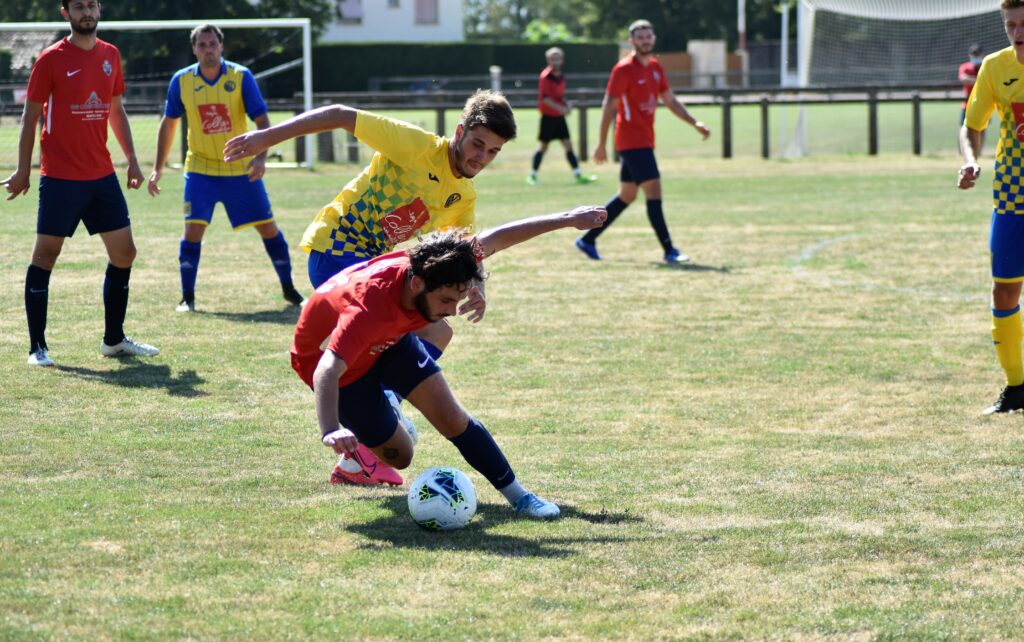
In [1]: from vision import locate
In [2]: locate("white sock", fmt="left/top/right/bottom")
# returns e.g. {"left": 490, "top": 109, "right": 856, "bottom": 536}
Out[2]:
{"left": 573, "top": 168, "right": 581, "bottom": 177}
{"left": 338, "top": 453, "right": 362, "bottom": 473}
{"left": 497, "top": 479, "right": 528, "bottom": 505}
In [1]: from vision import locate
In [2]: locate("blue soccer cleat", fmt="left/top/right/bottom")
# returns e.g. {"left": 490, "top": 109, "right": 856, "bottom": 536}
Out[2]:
{"left": 513, "top": 492, "right": 561, "bottom": 519}
{"left": 574, "top": 237, "right": 601, "bottom": 261}
{"left": 664, "top": 248, "right": 691, "bottom": 264}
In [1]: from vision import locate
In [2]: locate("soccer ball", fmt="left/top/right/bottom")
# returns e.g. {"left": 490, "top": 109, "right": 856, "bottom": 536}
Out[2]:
{"left": 407, "top": 466, "right": 477, "bottom": 530}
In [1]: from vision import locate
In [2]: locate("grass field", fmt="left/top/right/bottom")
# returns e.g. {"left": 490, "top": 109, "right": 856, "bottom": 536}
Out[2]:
{"left": 2, "top": 141, "right": 1024, "bottom": 640}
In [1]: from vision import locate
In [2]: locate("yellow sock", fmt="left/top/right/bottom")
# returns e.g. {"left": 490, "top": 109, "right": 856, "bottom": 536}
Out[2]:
{"left": 992, "top": 307, "right": 1024, "bottom": 386}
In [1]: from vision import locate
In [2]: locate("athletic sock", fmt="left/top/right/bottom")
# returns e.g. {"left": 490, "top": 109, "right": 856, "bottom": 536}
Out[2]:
{"left": 645, "top": 199, "right": 674, "bottom": 253}
{"left": 448, "top": 417, "right": 516, "bottom": 491}
{"left": 582, "top": 195, "right": 628, "bottom": 244}
{"left": 420, "top": 339, "right": 443, "bottom": 361}
{"left": 178, "top": 239, "right": 201, "bottom": 301}
{"left": 25, "top": 264, "right": 51, "bottom": 353}
{"left": 532, "top": 150, "right": 544, "bottom": 172}
{"left": 103, "top": 264, "right": 131, "bottom": 346}
{"left": 497, "top": 479, "right": 529, "bottom": 506}
{"left": 262, "top": 232, "right": 294, "bottom": 288}
{"left": 992, "top": 306, "right": 1024, "bottom": 386}
{"left": 566, "top": 150, "right": 580, "bottom": 170}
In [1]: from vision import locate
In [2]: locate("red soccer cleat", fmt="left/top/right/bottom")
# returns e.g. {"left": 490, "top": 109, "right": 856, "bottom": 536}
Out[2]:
{"left": 329, "top": 443, "right": 403, "bottom": 486}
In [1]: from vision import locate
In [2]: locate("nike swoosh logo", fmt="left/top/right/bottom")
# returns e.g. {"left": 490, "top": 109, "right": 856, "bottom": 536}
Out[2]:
{"left": 1005, "top": 78, "right": 1019, "bottom": 86}
{"left": 428, "top": 173, "right": 439, "bottom": 182}
{"left": 67, "top": 69, "right": 81, "bottom": 77}
{"left": 29, "top": 288, "right": 47, "bottom": 294}
{"left": 417, "top": 357, "right": 429, "bottom": 368}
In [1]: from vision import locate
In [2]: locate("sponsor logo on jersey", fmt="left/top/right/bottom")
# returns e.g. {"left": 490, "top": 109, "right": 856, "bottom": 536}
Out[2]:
{"left": 1013, "top": 103, "right": 1024, "bottom": 142}
{"left": 444, "top": 193, "right": 462, "bottom": 208}
{"left": 70, "top": 91, "right": 109, "bottom": 121}
{"left": 102, "top": 60, "right": 112, "bottom": 77}
{"left": 382, "top": 197, "right": 430, "bottom": 244}
{"left": 198, "top": 103, "right": 233, "bottom": 134}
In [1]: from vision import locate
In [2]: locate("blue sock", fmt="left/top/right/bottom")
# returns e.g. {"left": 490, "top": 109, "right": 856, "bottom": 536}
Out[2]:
{"left": 646, "top": 199, "right": 673, "bottom": 253}
{"left": 178, "top": 239, "right": 201, "bottom": 300}
{"left": 103, "top": 264, "right": 131, "bottom": 346}
{"left": 420, "top": 339, "right": 443, "bottom": 361}
{"left": 262, "top": 232, "right": 294, "bottom": 288}
{"left": 582, "top": 195, "right": 628, "bottom": 244}
{"left": 449, "top": 417, "right": 516, "bottom": 490}
{"left": 25, "top": 264, "right": 51, "bottom": 353}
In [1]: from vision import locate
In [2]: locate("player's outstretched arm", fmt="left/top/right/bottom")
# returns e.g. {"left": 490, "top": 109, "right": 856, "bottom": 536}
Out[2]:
{"left": 2, "top": 100, "right": 43, "bottom": 201}
{"left": 958, "top": 126, "right": 984, "bottom": 190}
{"left": 593, "top": 94, "right": 616, "bottom": 164}
{"left": 109, "top": 95, "right": 144, "bottom": 190}
{"left": 476, "top": 206, "right": 608, "bottom": 258}
{"left": 147, "top": 115, "right": 179, "bottom": 197}
{"left": 313, "top": 349, "right": 358, "bottom": 455}
{"left": 224, "top": 104, "right": 358, "bottom": 163}
{"left": 662, "top": 90, "right": 710, "bottom": 140}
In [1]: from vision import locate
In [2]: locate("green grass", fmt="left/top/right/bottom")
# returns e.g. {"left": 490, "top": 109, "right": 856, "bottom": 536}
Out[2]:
{"left": 2, "top": 144, "right": 1024, "bottom": 640}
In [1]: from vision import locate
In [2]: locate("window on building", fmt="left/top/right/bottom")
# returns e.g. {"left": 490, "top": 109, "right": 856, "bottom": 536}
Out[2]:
{"left": 336, "top": 0, "right": 363, "bottom": 24}
{"left": 415, "top": 0, "right": 438, "bottom": 25}
{"left": 387, "top": 0, "right": 400, "bottom": 7}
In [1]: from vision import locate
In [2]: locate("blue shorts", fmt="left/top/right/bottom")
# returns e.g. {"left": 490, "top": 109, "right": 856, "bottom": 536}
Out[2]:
{"left": 37, "top": 174, "right": 130, "bottom": 237}
{"left": 618, "top": 148, "right": 661, "bottom": 184}
{"left": 184, "top": 173, "right": 273, "bottom": 229}
{"left": 308, "top": 250, "right": 367, "bottom": 289}
{"left": 337, "top": 333, "right": 441, "bottom": 448}
{"left": 991, "top": 210, "right": 1024, "bottom": 282}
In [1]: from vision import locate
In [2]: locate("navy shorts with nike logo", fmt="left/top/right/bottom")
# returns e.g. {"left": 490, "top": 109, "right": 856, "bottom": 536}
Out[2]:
{"left": 337, "top": 333, "right": 440, "bottom": 447}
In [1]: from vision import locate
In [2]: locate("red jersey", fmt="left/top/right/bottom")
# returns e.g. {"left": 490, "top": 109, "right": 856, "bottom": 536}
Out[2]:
{"left": 960, "top": 60, "right": 981, "bottom": 109}
{"left": 606, "top": 54, "right": 670, "bottom": 151}
{"left": 538, "top": 66, "right": 566, "bottom": 117}
{"left": 291, "top": 251, "right": 428, "bottom": 389}
{"left": 26, "top": 37, "right": 125, "bottom": 181}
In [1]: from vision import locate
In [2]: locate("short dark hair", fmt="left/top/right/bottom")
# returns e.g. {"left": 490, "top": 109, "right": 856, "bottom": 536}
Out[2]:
{"left": 190, "top": 24, "right": 224, "bottom": 47}
{"left": 970, "top": 44, "right": 982, "bottom": 55}
{"left": 1003, "top": 0, "right": 1024, "bottom": 9}
{"left": 460, "top": 90, "right": 517, "bottom": 141}
{"left": 408, "top": 230, "right": 485, "bottom": 292}
{"left": 629, "top": 20, "right": 654, "bottom": 36}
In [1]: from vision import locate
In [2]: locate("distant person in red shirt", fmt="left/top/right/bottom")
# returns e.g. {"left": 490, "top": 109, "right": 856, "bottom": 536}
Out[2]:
{"left": 960, "top": 44, "right": 984, "bottom": 125}
{"left": 527, "top": 47, "right": 596, "bottom": 186}
{"left": 2, "top": 0, "right": 157, "bottom": 367}
{"left": 295, "top": 206, "right": 607, "bottom": 519}
{"left": 575, "top": 19, "right": 711, "bottom": 265}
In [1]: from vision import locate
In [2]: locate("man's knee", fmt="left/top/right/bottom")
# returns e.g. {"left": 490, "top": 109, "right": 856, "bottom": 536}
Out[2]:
{"left": 379, "top": 445, "right": 413, "bottom": 470}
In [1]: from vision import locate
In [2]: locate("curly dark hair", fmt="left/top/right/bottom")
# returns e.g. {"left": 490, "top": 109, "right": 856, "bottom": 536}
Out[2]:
{"left": 408, "top": 230, "right": 486, "bottom": 292}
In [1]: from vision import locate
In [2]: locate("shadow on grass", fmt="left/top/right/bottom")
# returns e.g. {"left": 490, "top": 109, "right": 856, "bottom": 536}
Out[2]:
{"left": 198, "top": 306, "right": 302, "bottom": 325}
{"left": 56, "top": 362, "right": 207, "bottom": 398}
{"left": 655, "top": 261, "right": 731, "bottom": 273}
{"left": 346, "top": 495, "right": 643, "bottom": 558}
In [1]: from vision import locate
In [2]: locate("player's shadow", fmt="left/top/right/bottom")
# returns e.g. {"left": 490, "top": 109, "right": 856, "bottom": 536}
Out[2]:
{"left": 655, "top": 261, "right": 731, "bottom": 273}
{"left": 345, "top": 495, "right": 642, "bottom": 558}
{"left": 56, "top": 362, "right": 207, "bottom": 398}
{"left": 198, "top": 306, "right": 302, "bottom": 326}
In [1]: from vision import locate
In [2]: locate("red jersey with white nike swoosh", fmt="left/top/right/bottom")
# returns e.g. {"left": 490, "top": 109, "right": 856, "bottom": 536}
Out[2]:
{"left": 26, "top": 37, "right": 125, "bottom": 180}
{"left": 606, "top": 53, "right": 669, "bottom": 151}
{"left": 291, "top": 251, "right": 427, "bottom": 388}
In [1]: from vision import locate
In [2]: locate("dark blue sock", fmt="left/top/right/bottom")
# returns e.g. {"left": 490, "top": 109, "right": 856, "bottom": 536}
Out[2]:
{"left": 262, "top": 232, "right": 294, "bottom": 287}
{"left": 582, "top": 195, "right": 628, "bottom": 243}
{"left": 103, "top": 264, "right": 131, "bottom": 346}
{"left": 420, "top": 339, "right": 443, "bottom": 361}
{"left": 566, "top": 150, "right": 580, "bottom": 169}
{"left": 178, "top": 239, "right": 201, "bottom": 300}
{"left": 449, "top": 418, "right": 516, "bottom": 490}
{"left": 25, "top": 264, "right": 51, "bottom": 353}
{"left": 532, "top": 150, "right": 544, "bottom": 172}
{"left": 646, "top": 199, "right": 673, "bottom": 253}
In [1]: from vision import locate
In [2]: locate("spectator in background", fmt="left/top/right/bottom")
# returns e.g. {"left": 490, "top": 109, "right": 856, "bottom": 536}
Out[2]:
{"left": 960, "top": 44, "right": 984, "bottom": 126}
{"left": 527, "top": 47, "right": 596, "bottom": 186}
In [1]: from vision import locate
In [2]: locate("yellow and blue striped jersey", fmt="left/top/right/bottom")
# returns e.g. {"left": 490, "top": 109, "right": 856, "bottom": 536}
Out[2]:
{"left": 966, "top": 47, "right": 1024, "bottom": 215}
{"left": 164, "top": 60, "right": 268, "bottom": 176}
{"left": 300, "top": 111, "right": 477, "bottom": 257}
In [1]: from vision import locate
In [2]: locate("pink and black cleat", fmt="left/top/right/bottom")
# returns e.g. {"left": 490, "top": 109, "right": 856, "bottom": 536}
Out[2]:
{"left": 329, "top": 443, "right": 404, "bottom": 486}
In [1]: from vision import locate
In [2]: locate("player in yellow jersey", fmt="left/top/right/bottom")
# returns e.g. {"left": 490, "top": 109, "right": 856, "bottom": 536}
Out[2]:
{"left": 223, "top": 91, "right": 516, "bottom": 485}
{"left": 147, "top": 24, "right": 305, "bottom": 312}
{"left": 959, "top": 0, "right": 1024, "bottom": 413}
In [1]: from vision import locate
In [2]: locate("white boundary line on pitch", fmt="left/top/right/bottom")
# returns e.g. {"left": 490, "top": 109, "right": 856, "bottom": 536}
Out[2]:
{"left": 790, "top": 233, "right": 985, "bottom": 303}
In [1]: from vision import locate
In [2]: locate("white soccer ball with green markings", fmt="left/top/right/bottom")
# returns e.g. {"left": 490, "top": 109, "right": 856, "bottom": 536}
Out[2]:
{"left": 407, "top": 466, "right": 477, "bottom": 530}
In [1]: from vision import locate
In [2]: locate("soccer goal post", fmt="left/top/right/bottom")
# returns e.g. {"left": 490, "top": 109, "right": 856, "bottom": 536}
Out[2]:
{"left": 0, "top": 18, "right": 315, "bottom": 169}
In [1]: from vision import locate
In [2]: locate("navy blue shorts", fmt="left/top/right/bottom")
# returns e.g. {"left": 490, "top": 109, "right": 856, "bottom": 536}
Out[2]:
{"left": 991, "top": 210, "right": 1024, "bottom": 282}
{"left": 308, "top": 250, "right": 367, "bottom": 289}
{"left": 337, "top": 333, "right": 440, "bottom": 448}
{"left": 618, "top": 148, "right": 661, "bottom": 184}
{"left": 37, "top": 174, "right": 130, "bottom": 237}
{"left": 184, "top": 173, "right": 273, "bottom": 229}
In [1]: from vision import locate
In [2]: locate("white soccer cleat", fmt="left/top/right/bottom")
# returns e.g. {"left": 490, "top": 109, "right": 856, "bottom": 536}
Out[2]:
{"left": 101, "top": 336, "right": 160, "bottom": 358}
{"left": 27, "top": 349, "right": 54, "bottom": 367}
{"left": 513, "top": 492, "right": 561, "bottom": 519}
{"left": 176, "top": 298, "right": 195, "bottom": 313}
{"left": 385, "top": 390, "right": 418, "bottom": 445}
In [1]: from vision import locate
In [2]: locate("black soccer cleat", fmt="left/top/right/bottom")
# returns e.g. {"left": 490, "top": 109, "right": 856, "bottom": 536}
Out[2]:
{"left": 982, "top": 383, "right": 1024, "bottom": 415}
{"left": 282, "top": 285, "right": 306, "bottom": 307}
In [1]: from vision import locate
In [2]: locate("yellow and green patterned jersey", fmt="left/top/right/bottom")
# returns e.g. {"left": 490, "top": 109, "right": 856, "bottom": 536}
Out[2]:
{"left": 300, "top": 111, "right": 477, "bottom": 257}
{"left": 163, "top": 60, "right": 268, "bottom": 177}
{"left": 966, "top": 47, "right": 1024, "bottom": 214}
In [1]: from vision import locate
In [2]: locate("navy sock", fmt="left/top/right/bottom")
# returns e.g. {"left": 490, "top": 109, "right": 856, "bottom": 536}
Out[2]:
{"left": 420, "top": 339, "right": 443, "bottom": 361}
{"left": 262, "top": 232, "right": 294, "bottom": 288}
{"left": 449, "top": 418, "right": 516, "bottom": 490}
{"left": 532, "top": 150, "right": 544, "bottom": 172}
{"left": 582, "top": 195, "right": 628, "bottom": 244}
{"left": 25, "top": 264, "right": 51, "bottom": 353}
{"left": 646, "top": 199, "right": 673, "bottom": 253}
{"left": 566, "top": 150, "right": 580, "bottom": 170}
{"left": 179, "top": 239, "right": 201, "bottom": 301}
{"left": 103, "top": 264, "right": 131, "bottom": 346}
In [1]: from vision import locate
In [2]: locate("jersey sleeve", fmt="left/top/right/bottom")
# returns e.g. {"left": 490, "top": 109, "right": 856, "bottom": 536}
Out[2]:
{"left": 163, "top": 71, "right": 185, "bottom": 119}
{"left": 965, "top": 61, "right": 996, "bottom": 131}
{"left": 26, "top": 52, "right": 53, "bottom": 104}
{"left": 606, "top": 65, "right": 627, "bottom": 99}
{"left": 111, "top": 48, "right": 125, "bottom": 97}
{"left": 657, "top": 63, "right": 670, "bottom": 94}
{"left": 240, "top": 69, "right": 268, "bottom": 120}
{"left": 353, "top": 111, "right": 440, "bottom": 166}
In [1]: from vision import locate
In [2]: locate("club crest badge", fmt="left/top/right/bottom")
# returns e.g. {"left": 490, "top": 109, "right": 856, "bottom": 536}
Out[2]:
{"left": 445, "top": 193, "right": 462, "bottom": 208}
{"left": 224, "top": 80, "right": 236, "bottom": 92}
{"left": 102, "top": 60, "right": 112, "bottom": 77}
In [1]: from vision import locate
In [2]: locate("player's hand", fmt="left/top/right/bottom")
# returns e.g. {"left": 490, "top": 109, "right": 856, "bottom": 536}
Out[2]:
{"left": 593, "top": 145, "right": 607, "bottom": 165}
{"left": 125, "top": 158, "right": 144, "bottom": 191}
{"left": 566, "top": 205, "right": 608, "bottom": 230}
{"left": 458, "top": 284, "right": 486, "bottom": 323}
{"left": 561, "top": 103, "right": 573, "bottom": 116}
{"left": 2, "top": 169, "right": 29, "bottom": 201}
{"left": 322, "top": 427, "right": 358, "bottom": 455}
{"left": 694, "top": 121, "right": 711, "bottom": 140}
{"left": 247, "top": 156, "right": 266, "bottom": 182}
{"left": 958, "top": 163, "right": 981, "bottom": 190}
{"left": 147, "top": 169, "right": 162, "bottom": 197}
{"left": 223, "top": 131, "right": 267, "bottom": 163}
